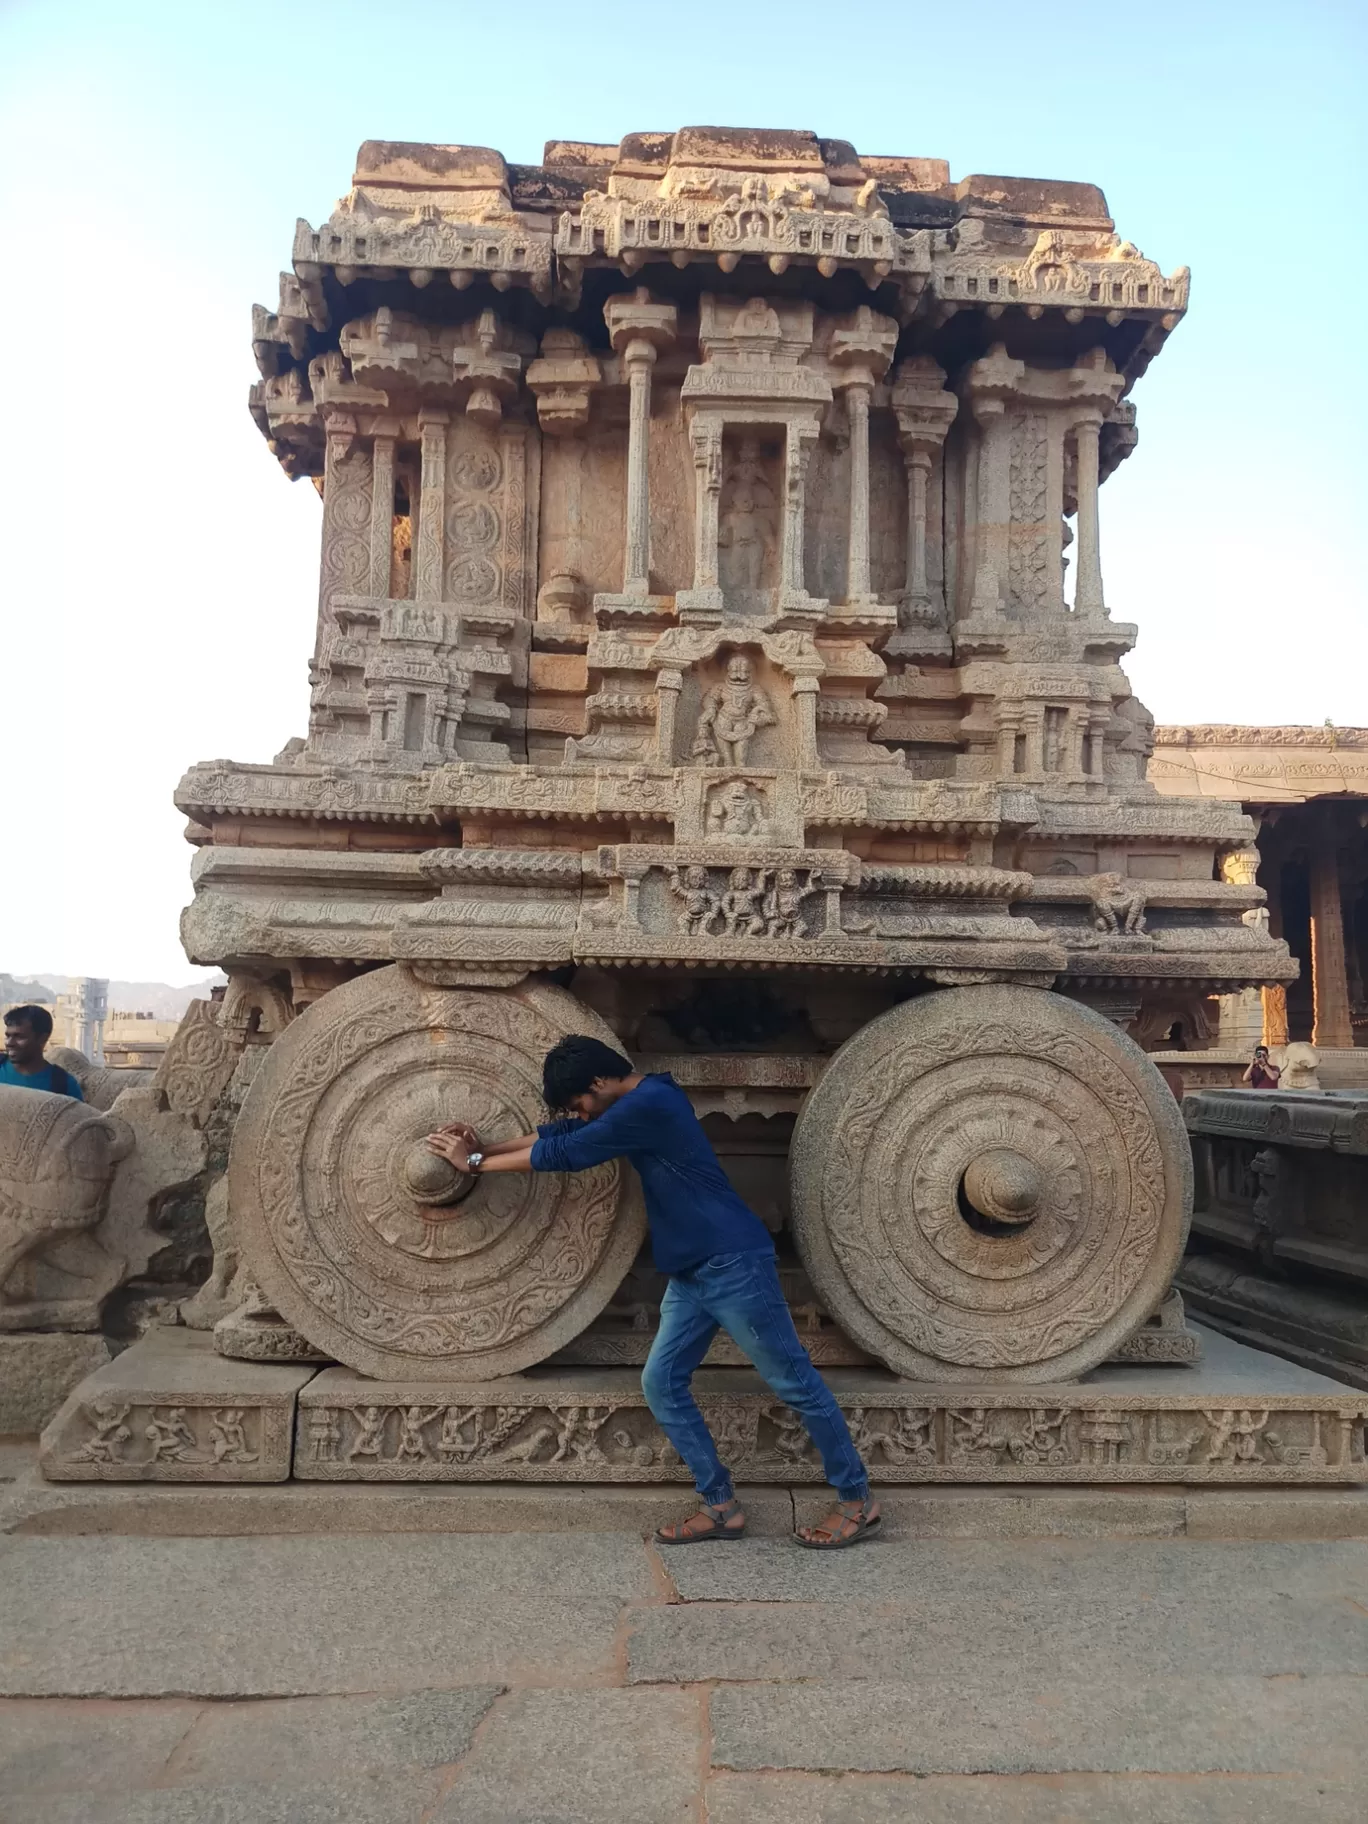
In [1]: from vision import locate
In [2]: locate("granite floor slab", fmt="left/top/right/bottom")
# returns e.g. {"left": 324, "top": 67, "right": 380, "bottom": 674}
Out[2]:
{"left": 704, "top": 1772, "right": 1366, "bottom": 1824}
{"left": 2, "top": 1529, "right": 1364, "bottom": 1821}
{"left": 628, "top": 1585, "right": 1368, "bottom": 1684}
{"left": 162, "top": 1687, "right": 500, "bottom": 1787}
{"left": 430, "top": 1687, "right": 701, "bottom": 1823}
{"left": 0, "top": 1700, "right": 200, "bottom": 1797}
{"left": 658, "top": 1533, "right": 1368, "bottom": 1604}
{"left": 2, "top": 1772, "right": 447, "bottom": 1824}
{"left": 0, "top": 1534, "right": 654, "bottom": 1696}
{"left": 708, "top": 1674, "right": 1368, "bottom": 1776}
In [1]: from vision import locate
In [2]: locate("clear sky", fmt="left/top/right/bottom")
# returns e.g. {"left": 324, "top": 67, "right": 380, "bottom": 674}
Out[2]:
{"left": 0, "top": 0, "right": 1364, "bottom": 983}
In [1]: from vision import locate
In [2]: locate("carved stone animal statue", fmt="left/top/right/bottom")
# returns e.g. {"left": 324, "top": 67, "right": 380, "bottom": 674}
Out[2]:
{"left": 1278, "top": 1042, "right": 1321, "bottom": 1091}
{"left": 0, "top": 1087, "right": 133, "bottom": 1310}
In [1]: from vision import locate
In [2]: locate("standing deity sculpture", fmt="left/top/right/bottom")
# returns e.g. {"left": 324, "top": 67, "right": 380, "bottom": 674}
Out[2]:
{"left": 692, "top": 654, "right": 776, "bottom": 767}
{"left": 717, "top": 437, "right": 777, "bottom": 594}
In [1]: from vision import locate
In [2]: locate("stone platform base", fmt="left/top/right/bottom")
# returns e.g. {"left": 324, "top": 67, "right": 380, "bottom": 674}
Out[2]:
{"left": 1180, "top": 1256, "right": 1368, "bottom": 1392}
{"left": 37, "top": 1326, "right": 1368, "bottom": 1487}
{"left": 39, "top": 1330, "right": 314, "bottom": 1482}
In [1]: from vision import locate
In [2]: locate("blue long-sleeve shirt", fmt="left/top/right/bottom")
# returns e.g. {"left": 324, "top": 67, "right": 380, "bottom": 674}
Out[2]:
{"left": 529, "top": 1073, "right": 774, "bottom": 1274}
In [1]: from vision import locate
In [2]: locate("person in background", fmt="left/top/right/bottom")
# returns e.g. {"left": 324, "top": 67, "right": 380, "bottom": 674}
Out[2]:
{"left": 0, "top": 1006, "right": 83, "bottom": 1098}
{"left": 1242, "top": 1044, "right": 1281, "bottom": 1090}
{"left": 423, "top": 1034, "right": 879, "bottom": 1550}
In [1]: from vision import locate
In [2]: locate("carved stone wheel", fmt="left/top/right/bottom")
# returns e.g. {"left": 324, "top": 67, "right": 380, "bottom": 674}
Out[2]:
{"left": 228, "top": 966, "right": 645, "bottom": 1380}
{"left": 790, "top": 986, "right": 1192, "bottom": 1384}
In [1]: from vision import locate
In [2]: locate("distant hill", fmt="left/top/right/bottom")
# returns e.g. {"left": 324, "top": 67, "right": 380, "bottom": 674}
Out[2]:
{"left": 4, "top": 974, "right": 226, "bottom": 1020}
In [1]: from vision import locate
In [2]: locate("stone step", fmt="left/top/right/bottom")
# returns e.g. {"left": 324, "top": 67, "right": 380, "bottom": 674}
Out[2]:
{"left": 6, "top": 1449, "right": 1368, "bottom": 1541}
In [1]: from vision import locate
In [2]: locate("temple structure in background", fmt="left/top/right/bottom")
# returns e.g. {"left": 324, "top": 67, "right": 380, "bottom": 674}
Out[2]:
{"left": 1152, "top": 727, "right": 1368, "bottom": 1076}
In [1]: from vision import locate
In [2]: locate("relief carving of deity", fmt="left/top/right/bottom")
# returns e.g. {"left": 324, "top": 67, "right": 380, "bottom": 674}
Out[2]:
{"left": 706, "top": 779, "right": 769, "bottom": 840}
{"left": 717, "top": 437, "right": 778, "bottom": 596}
{"left": 692, "top": 654, "right": 776, "bottom": 767}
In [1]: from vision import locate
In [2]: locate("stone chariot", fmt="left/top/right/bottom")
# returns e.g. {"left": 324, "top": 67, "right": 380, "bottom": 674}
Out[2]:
{"left": 46, "top": 126, "right": 1348, "bottom": 1489}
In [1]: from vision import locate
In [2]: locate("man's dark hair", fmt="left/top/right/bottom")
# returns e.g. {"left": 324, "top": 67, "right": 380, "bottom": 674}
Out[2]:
{"left": 4, "top": 1004, "right": 53, "bottom": 1041}
{"left": 543, "top": 1035, "right": 634, "bottom": 1111}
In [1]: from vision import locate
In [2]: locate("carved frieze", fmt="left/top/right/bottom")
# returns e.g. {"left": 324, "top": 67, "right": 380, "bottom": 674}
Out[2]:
{"left": 290, "top": 1372, "right": 1367, "bottom": 1483}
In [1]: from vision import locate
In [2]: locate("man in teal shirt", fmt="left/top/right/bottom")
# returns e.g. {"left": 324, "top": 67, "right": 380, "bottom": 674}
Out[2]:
{"left": 0, "top": 1006, "right": 82, "bottom": 1099}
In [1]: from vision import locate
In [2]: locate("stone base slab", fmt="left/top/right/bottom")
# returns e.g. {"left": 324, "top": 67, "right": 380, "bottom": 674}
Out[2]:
{"left": 0, "top": 1333, "right": 112, "bottom": 1435}
{"left": 34, "top": 1327, "right": 1368, "bottom": 1487}
{"left": 297, "top": 1348, "right": 1367, "bottom": 1486}
{"left": 39, "top": 1329, "right": 315, "bottom": 1483}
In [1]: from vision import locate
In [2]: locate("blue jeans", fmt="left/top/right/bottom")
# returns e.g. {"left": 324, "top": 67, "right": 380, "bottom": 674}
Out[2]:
{"left": 641, "top": 1249, "right": 870, "bottom": 1506}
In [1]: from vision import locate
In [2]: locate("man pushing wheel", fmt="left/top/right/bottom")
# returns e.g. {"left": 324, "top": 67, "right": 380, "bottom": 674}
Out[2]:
{"left": 424, "top": 1034, "right": 879, "bottom": 1550}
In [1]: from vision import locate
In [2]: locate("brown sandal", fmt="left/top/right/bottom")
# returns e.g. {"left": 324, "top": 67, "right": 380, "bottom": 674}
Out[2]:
{"left": 794, "top": 1497, "right": 881, "bottom": 1550}
{"left": 654, "top": 1499, "right": 747, "bottom": 1545}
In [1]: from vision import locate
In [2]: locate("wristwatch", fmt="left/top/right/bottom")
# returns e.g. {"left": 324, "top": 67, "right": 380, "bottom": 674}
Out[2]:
{"left": 466, "top": 1150, "right": 485, "bottom": 1173}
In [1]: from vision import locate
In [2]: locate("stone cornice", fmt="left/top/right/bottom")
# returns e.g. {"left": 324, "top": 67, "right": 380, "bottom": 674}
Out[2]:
{"left": 1155, "top": 726, "right": 1368, "bottom": 749}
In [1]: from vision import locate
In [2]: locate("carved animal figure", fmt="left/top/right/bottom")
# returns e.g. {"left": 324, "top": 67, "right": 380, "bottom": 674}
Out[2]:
{"left": 0, "top": 1087, "right": 132, "bottom": 1311}
{"left": 1279, "top": 1043, "right": 1320, "bottom": 1090}
{"left": 489, "top": 1423, "right": 557, "bottom": 1465}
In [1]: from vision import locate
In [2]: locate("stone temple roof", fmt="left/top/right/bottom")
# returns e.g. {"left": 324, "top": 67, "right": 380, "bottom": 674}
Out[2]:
{"left": 251, "top": 127, "right": 1188, "bottom": 472}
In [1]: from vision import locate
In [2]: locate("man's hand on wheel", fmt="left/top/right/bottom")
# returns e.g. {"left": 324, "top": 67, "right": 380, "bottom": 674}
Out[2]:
{"left": 426, "top": 1131, "right": 473, "bottom": 1171}
{"left": 436, "top": 1120, "right": 482, "bottom": 1148}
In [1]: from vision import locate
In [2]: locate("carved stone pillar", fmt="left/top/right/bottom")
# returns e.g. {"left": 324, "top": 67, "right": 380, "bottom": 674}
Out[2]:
{"left": 1262, "top": 986, "right": 1290, "bottom": 1049}
{"left": 1085, "top": 711, "right": 1108, "bottom": 780}
{"left": 1065, "top": 707, "right": 1087, "bottom": 779}
{"left": 682, "top": 419, "right": 724, "bottom": 619}
{"left": 888, "top": 357, "right": 956, "bottom": 659}
{"left": 997, "top": 705, "right": 1021, "bottom": 777}
{"left": 962, "top": 346, "right": 1025, "bottom": 620}
{"left": 844, "top": 380, "right": 874, "bottom": 603}
{"left": 971, "top": 405, "right": 1011, "bottom": 615}
{"left": 368, "top": 429, "right": 396, "bottom": 600}
{"left": 598, "top": 289, "right": 676, "bottom": 608}
{"left": 1023, "top": 708, "right": 1045, "bottom": 777}
{"left": 415, "top": 411, "right": 448, "bottom": 601}
{"left": 792, "top": 675, "right": 820, "bottom": 768}
{"left": 655, "top": 668, "right": 683, "bottom": 764}
{"left": 1310, "top": 818, "right": 1352, "bottom": 1048}
{"left": 905, "top": 445, "right": 932, "bottom": 603}
{"left": 779, "top": 424, "right": 820, "bottom": 616}
{"left": 827, "top": 307, "right": 897, "bottom": 610}
{"left": 1073, "top": 413, "right": 1105, "bottom": 619}
{"left": 1260, "top": 838, "right": 1290, "bottom": 1046}
{"left": 622, "top": 339, "right": 657, "bottom": 597}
